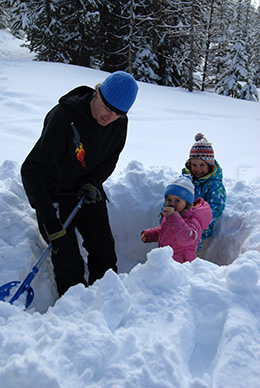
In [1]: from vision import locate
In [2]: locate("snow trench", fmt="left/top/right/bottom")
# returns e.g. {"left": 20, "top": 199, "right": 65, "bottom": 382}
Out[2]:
{"left": 0, "top": 159, "right": 259, "bottom": 312}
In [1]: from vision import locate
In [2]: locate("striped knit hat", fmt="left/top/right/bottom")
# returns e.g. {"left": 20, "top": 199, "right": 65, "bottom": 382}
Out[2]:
{"left": 189, "top": 133, "right": 215, "bottom": 166}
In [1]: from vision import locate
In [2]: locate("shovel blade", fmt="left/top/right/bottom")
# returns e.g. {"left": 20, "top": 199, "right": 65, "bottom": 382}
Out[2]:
{"left": 24, "top": 286, "right": 34, "bottom": 309}
{"left": 0, "top": 280, "right": 34, "bottom": 309}
{"left": 0, "top": 281, "right": 20, "bottom": 301}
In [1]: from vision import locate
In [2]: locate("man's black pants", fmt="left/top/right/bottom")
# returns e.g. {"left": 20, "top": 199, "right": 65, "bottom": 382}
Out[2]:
{"left": 36, "top": 197, "right": 118, "bottom": 296}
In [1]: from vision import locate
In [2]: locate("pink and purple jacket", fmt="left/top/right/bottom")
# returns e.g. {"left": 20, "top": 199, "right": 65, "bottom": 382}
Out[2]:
{"left": 143, "top": 198, "right": 212, "bottom": 263}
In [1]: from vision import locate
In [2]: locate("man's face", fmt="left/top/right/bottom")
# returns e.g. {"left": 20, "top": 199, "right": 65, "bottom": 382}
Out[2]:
{"left": 90, "top": 91, "right": 121, "bottom": 126}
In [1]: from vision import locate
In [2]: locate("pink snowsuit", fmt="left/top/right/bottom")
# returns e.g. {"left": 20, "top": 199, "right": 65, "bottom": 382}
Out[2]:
{"left": 143, "top": 198, "right": 212, "bottom": 263}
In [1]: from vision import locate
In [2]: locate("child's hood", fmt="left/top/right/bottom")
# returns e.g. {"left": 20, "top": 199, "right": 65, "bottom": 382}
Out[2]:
{"left": 185, "top": 198, "right": 212, "bottom": 230}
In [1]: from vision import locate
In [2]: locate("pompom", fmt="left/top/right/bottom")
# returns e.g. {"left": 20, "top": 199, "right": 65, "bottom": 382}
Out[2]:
{"left": 195, "top": 133, "right": 204, "bottom": 141}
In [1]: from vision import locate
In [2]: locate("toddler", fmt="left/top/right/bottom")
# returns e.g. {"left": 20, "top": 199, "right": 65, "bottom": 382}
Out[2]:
{"left": 141, "top": 177, "right": 212, "bottom": 263}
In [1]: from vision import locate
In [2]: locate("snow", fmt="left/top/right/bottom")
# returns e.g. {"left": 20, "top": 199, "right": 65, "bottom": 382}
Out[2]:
{"left": 0, "top": 29, "right": 260, "bottom": 388}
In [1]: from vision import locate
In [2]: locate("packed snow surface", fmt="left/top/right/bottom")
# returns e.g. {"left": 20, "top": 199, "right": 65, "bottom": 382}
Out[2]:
{"left": 0, "top": 30, "right": 260, "bottom": 387}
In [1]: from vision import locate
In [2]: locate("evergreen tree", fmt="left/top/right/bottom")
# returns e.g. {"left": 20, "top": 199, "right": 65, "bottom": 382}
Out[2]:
{"left": 25, "top": 1, "right": 66, "bottom": 63}
{"left": 57, "top": 0, "right": 101, "bottom": 66}
{"left": 99, "top": 0, "right": 161, "bottom": 83}
{"left": 2, "top": 0, "right": 259, "bottom": 96}
{"left": 157, "top": 0, "right": 210, "bottom": 91}
{"left": 131, "top": 0, "right": 161, "bottom": 82}
{"left": 1, "top": 0, "right": 32, "bottom": 36}
{"left": 28, "top": 0, "right": 101, "bottom": 66}
{"left": 2, "top": 0, "right": 101, "bottom": 66}
{"left": 216, "top": 0, "right": 258, "bottom": 101}
{"left": 98, "top": 0, "right": 127, "bottom": 72}
{"left": 253, "top": 5, "right": 260, "bottom": 86}
{"left": 200, "top": 0, "right": 232, "bottom": 91}
{"left": 215, "top": 26, "right": 248, "bottom": 98}
{"left": 238, "top": 0, "right": 258, "bottom": 101}
{"left": 0, "top": 3, "right": 9, "bottom": 28}
{"left": 156, "top": 0, "right": 188, "bottom": 87}
{"left": 208, "top": 0, "right": 235, "bottom": 88}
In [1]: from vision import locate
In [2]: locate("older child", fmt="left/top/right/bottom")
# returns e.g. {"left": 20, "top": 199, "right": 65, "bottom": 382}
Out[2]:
{"left": 182, "top": 133, "right": 226, "bottom": 250}
{"left": 141, "top": 177, "right": 212, "bottom": 263}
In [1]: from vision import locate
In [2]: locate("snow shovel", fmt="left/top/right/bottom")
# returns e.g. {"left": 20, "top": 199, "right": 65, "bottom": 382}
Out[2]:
{"left": 0, "top": 195, "right": 86, "bottom": 309}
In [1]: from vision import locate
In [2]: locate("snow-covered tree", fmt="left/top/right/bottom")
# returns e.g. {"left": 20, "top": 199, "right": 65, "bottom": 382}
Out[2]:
{"left": 2, "top": 0, "right": 259, "bottom": 94}
{"left": 251, "top": 4, "right": 260, "bottom": 87}
{"left": 58, "top": 0, "right": 101, "bottom": 66}
{"left": 215, "top": 32, "right": 247, "bottom": 98}
{"left": 207, "top": 0, "right": 235, "bottom": 87}
{"left": 215, "top": 0, "right": 258, "bottom": 101}
{"left": 200, "top": 0, "right": 234, "bottom": 91}
{"left": 25, "top": 1, "right": 67, "bottom": 63}
{"left": 155, "top": 0, "right": 188, "bottom": 87}
{"left": 28, "top": 0, "right": 101, "bottom": 66}
{"left": 157, "top": 0, "right": 210, "bottom": 91}
{"left": 133, "top": 45, "right": 160, "bottom": 83}
{"left": 1, "top": 0, "right": 32, "bottom": 35}
{"left": 131, "top": 0, "right": 161, "bottom": 82}
{"left": 2, "top": 0, "right": 101, "bottom": 65}
{"left": 98, "top": 0, "right": 127, "bottom": 72}
{"left": 98, "top": 0, "right": 161, "bottom": 82}
{"left": 0, "top": 3, "right": 9, "bottom": 28}
{"left": 238, "top": 0, "right": 258, "bottom": 101}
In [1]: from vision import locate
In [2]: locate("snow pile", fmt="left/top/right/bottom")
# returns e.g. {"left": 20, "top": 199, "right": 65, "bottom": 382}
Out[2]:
{"left": 0, "top": 248, "right": 259, "bottom": 387}
{"left": 0, "top": 160, "right": 260, "bottom": 387}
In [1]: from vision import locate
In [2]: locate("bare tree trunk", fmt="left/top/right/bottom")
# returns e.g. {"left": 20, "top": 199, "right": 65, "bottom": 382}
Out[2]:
{"left": 128, "top": 0, "right": 134, "bottom": 74}
{"left": 188, "top": 1, "right": 195, "bottom": 92}
{"left": 201, "top": 0, "right": 215, "bottom": 91}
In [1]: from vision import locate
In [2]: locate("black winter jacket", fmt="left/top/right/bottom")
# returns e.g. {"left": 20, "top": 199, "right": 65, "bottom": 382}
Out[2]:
{"left": 21, "top": 86, "right": 128, "bottom": 223}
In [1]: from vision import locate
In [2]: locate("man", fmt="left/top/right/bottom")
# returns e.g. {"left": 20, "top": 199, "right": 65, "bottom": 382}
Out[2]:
{"left": 21, "top": 71, "right": 138, "bottom": 296}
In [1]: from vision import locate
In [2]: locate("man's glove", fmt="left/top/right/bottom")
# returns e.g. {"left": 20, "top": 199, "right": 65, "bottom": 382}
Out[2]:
{"left": 78, "top": 183, "right": 102, "bottom": 204}
{"left": 44, "top": 219, "right": 66, "bottom": 255}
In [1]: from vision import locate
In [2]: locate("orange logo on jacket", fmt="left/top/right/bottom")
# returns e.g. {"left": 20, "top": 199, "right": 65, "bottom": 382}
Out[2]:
{"left": 75, "top": 142, "right": 86, "bottom": 168}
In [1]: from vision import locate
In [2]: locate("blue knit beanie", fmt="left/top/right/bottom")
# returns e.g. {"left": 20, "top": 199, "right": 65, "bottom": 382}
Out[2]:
{"left": 164, "top": 177, "right": 195, "bottom": 205}
{"left": 99, "top": 71, "right": 138, "bottom": 115}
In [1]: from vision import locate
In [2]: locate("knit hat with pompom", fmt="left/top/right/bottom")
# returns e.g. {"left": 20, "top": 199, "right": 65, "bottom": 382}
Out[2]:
{"left": 189, "top": 133, "right": 215, "bottom": 166}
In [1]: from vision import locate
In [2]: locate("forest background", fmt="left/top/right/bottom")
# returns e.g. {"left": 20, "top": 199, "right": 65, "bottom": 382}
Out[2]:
{"left": 0, "top": 0, "right": 260, "bottom": 101}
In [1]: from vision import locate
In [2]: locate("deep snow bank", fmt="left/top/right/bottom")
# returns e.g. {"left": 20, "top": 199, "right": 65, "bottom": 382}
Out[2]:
{"left": 0, "top": 159, "right": 259, "bottom": 312}
{"left": 0, "top": 160, "right": 260, "bottom": 387}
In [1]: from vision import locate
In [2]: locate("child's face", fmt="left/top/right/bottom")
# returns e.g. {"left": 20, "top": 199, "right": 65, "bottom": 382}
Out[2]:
{"left": 165, "top": 194, "right": 187, "bottom": 213}
{"left": 190, "top": 159, "right": 210, "bottom": 178}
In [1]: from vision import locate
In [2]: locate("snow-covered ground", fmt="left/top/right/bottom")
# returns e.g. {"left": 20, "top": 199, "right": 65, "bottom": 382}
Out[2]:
{"left": 0, "top": 29, "right": 260, "bottom": 388}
